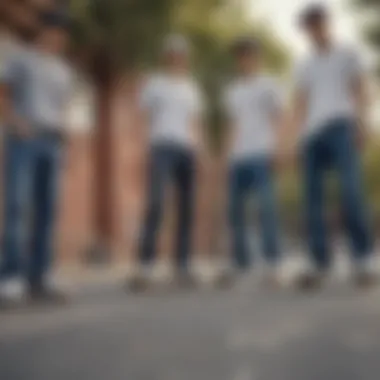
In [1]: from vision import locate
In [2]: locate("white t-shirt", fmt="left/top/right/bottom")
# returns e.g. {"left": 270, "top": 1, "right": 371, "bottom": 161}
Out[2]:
{"left": 294, "top": 44, "right": 363, "bottom": 137}
{"left": 140, "top": 73, "right": 203, "bottom": 149}
{"left": 224, "top": 75, "right": 283, "bottom": 161}
{"left": 2, "top": 48, "right": 73, "bottom": 130}
{"left": 27, "top": 51, "right": 73, "bottom": 129}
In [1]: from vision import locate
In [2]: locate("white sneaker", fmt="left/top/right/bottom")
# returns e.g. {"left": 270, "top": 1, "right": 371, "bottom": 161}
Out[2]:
{"left": 261, "top": 265, "right": 284, "bottom": 289}
{"left": 192, "top": 259, "right": 217, "bottom": 287}
{"left": 151, "top": 261, "right": 175, "bottom": 286}
{"left": 236, "top": 269, "right": 259, "bottom": 292}
{"left": 212, "top": 267, "right": 237, "bottom": 289}
{"left": 0, "top": 277, "right": 25, "bottom": 304}
{"left": 355, "top": 255, "right": 378, "bottom": 274}
{"left": 125, "top": 264, "right": 156, "bottom": 292}
{"left": 40, "top": 274, "right": 72, "bottom": 296}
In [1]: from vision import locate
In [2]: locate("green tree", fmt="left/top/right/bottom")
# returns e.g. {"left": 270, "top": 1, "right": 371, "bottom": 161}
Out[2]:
{"left": 354, "top": 0, "right": 380, "bottom": 229}
{"left": 355, "top": 0, "right": 380, "bottom": 74}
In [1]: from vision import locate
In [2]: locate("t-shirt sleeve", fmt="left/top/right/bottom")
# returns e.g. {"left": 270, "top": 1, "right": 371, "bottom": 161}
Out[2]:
{"left": 293, "top": 61, "right": 309, "bottom": 93}
{"left": 191, "top": 84, "right": 205, "bottom": 117}
{"left": 266, "top": 78, "right": 284, "bottom": 115}
{"left": 65, "top": 66, "right": 75, "bottom": 99}
{"left": 0, "top": 54, "right": 22, "bottom": 86}
{"left": 139, "top": 77, "right": 156, "bottom": 112}
{"left": 222, "top": 86, "right": 235, "bottom": 121}
{"left": 345, "top": 47, "right": 364, "bottom": 81}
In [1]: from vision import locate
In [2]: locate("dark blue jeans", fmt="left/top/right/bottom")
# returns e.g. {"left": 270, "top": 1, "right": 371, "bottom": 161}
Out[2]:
{"left": 228, "top": 156, "right": 280, "bottom": 271}
{"left": 302, "top": 118, "right": 373, "bottom": 271}
{"left": 139, "top": 144, "right": 195, "bottom": 271}
{"left": 1, "top": 133, "right": 63, "bottom": 286}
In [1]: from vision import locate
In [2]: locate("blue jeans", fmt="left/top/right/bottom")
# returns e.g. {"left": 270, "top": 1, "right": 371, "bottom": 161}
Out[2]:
{"left": 1, "top": 133, "right": 63, "bottom": 286}
{"left": 228, "top": 157, "right": 281, "bottom": 270}
{"left": 302, "top": 118, "right": 373, "bottom": 271}
{"left": 139, "top": 144, "right": 195, "bottom": 271}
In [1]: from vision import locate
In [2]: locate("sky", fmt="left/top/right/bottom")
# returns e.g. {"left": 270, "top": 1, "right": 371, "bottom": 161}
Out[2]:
{"left": 252, "top": 0, "right": 365, "bottom": 57}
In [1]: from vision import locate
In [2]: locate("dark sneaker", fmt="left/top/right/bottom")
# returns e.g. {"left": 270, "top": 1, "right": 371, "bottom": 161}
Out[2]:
{"left": 294, "top": 272, "right": 325, "bottom": 292}
{"left": 174, "top": 272, "right": 198, "bottom": 290}
{"left": 353, "top": 271, "right": 379, "bottom": 290}
{"left": 0, "top": 278, "right": 25, "bottom": 310}
{"left": 27, "top": 284, "right": 68, "bottom": 306}
{"left": 0, "top": 295, "right": 15, "bottom": 311}
{"left": 125, "top": 274, "right": 151, "bottom": 293}
{"left": 261, "top": 272, "right": 282, "bottom": 290}
{"left": 353, "top": 257, "right": 379, "bottom": 290}
{"left": 213, "top": 270, "right": 236, "bottom": 289}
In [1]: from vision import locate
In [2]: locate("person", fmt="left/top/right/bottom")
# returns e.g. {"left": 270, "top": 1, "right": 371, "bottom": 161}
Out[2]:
{"left": 0, "top": 0, "right": 41, "bottom": 306}
{"left": 127, "top": 35, "right": 206, "bottom": 291}
{"left": 285, "top": 4, "right": 377, "bottom": 290}
{"left": 0, "top": 11, "right": 73, "bottom": 305}
{"left": 222, "top": 37, "right": 284, "bottom": 287}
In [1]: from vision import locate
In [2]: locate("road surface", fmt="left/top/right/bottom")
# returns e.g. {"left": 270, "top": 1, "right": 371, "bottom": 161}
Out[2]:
{"left": 1, "top": 273, "right": 380, "bottom": 380}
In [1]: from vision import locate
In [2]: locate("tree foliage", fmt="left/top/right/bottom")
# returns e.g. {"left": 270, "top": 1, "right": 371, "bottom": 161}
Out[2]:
{"left": 69, "top": 0, "right": 176, "bottom": 73}
{"left": 355, "top": 0, "right": 380, "bottom": 74}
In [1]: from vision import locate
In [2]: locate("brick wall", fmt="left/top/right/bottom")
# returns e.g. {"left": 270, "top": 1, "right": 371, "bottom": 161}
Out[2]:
{"left": 55, "top": 134, "right": 94, "bottom": 265}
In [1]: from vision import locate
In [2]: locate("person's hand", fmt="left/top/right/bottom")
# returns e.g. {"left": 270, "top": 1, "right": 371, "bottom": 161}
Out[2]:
{"left": 274, "top": 143, "right": 298, "bottom": 171}
{"left": 196, "top": 147, "right": 211, "bottom": 172}
{"left": 13, "top": 118, "right": 32, "bottom": 139}
{"left": 355, "top": 120, "right": 368, "bottom": 151}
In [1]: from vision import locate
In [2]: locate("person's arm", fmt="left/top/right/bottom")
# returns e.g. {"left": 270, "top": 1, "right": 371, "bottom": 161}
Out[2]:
{"left": 267, "top": 80, "right": 287, "bottom": 168}
{"left": 350, "top": 51, "right": 369, "bottom": 149}
{"left": 221, "top": 86, "right": 237, "bottom": 162}
{"left": 0, "top": 84, "right": 31, "bottom": 137}
{"left": 352, "top": 75, "right": 369, "bottom": 149}
{"left": 61, "top": 67, "right": 77, "bottom": 141}
{"left": 222, "top": 120, "right": 236, "bottom": 163}
{"left": 288, "top": 88, "right": 308, "bottom": 145}
{"left": 0, "top": 81, "right": 7, "bottom": 119}
{"left": 0, "top": 57, "right": 9, "bottom": 120}
{"left": 191, "top": 85, "right": 209, "bottom": 158}
{"left": 276, "top": 89, "right": 307, "bottom": 168}
{"left": 0, "top": 57, "right": 31, "bottom": 137}
{"left": 193, "top": 113, "right": 208, "bottom": 157}
{"left": 277, "top": 66, "right": 308, "bottom": 164}
{"left": 138, "top": 76, "right": 154, "bottom": 145}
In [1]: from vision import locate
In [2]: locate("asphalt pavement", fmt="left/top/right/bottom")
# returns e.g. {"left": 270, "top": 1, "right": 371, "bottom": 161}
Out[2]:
{"left": 1, "top": 268, "right": 380, "bottom": 380}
